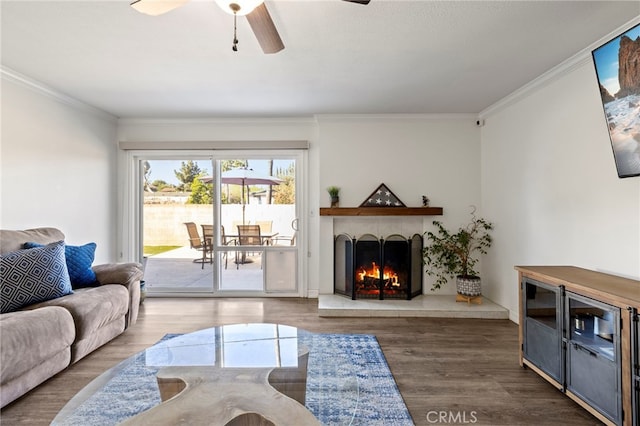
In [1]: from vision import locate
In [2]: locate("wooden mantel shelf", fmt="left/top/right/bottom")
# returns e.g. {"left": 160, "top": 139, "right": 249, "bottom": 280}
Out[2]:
{"left": 319, "top": 207, "right": 443, "bottom": 216}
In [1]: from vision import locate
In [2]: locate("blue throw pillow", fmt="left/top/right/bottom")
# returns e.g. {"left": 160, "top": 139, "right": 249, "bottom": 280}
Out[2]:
{"left": 0, "top": 240, "right": 73, "bottom": 313}
{"left": 23, "top": 241, "right": 98, "bottom": 288}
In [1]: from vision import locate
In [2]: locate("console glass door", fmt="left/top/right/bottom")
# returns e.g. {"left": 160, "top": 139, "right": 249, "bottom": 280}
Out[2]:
{"left": 522, "top": 278, "right": 563, "bottom": 383}
{"left": 565, "top": 292, "right": 621, "bottom": 424}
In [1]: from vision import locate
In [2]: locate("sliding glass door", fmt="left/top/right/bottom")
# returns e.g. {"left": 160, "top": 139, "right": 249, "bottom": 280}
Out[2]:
{"left": 216, "top": 157, "right": 298, "bottom": 293}
{"left": 135, "top": 151, "right": 302, "bottom": 297}
{"left": 141, "top": 156, "right": 216, "bottom": 294}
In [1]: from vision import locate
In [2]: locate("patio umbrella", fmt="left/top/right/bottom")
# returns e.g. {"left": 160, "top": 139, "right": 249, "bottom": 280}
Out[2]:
{"left": 220, "top": 167, "right": 282, "bottom": 226}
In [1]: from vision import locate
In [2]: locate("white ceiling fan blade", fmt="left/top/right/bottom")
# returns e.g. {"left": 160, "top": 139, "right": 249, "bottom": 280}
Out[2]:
{"left": 130, "top": 0, "right": 190, "bottom": 16}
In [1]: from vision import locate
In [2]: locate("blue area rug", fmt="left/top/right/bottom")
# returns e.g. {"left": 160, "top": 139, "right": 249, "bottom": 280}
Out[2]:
{"left": 53, "top": 331, "right": 413, "bottom": 425}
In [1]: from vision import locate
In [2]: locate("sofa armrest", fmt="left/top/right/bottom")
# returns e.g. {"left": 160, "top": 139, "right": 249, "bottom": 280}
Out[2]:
{"left": 92, "top": 263, "right": 143, "bottom": 328}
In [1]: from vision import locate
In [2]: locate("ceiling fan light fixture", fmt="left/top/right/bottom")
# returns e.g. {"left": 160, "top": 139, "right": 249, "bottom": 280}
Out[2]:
{"left": 130, "top": 0, "right": 189, "bottom": 16}
{"left": 214, "top": 0, "right": 264, "bottom": 16}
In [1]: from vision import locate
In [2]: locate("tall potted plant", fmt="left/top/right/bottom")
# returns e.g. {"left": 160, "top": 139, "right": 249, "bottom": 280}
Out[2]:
{"left": 422, "top": 209, "right": 493, "bottom": 295}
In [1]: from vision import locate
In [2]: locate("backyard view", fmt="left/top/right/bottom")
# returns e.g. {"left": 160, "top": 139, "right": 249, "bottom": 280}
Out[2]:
{"left": 141, "top": 158, "right": 298, "bottom": 294}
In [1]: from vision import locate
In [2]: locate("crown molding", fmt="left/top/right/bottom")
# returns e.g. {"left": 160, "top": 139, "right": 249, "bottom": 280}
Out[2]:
{"left": 315, "top": 113, "right": 477, "bottom": 123}
{"left": 479, "top": 16, "right": 640, "bottom": 119}
{"left": 1, "top": 66, "right": 117, "bottom": 123}
{"left": 117, "top": 116, "right": 317, "bottom": 126}
{"left": 118, "top": 139, "right": 310, "bottom": 150}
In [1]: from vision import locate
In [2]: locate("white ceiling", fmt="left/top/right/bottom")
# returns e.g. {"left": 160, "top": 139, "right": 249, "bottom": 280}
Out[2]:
{"left": 1, "top": 1, "right": 638, "bottom": 118}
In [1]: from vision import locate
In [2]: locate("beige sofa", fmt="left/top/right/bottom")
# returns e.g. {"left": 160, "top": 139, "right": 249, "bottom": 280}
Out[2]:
{"left": 0, "top": 228, "right": 143, "bottom": 408}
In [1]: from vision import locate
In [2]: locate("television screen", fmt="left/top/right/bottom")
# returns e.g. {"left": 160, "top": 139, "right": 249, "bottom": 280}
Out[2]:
{"left": 592, "top": 23, "right": 640, "bottom": 178}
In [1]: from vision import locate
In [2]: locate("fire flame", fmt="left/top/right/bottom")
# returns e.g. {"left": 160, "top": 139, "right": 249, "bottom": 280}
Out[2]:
{"left": 357, "top": 262, "right": 400, "bottom": 287}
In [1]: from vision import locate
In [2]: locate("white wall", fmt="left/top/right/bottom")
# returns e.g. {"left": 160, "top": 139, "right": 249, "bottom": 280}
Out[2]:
{"left": 481, "top": 62, "right": 640, "bottom": 322}
{"left": 0, "top": 76, "right": 118, "bottom": 263}
{"left": 317, "top": 115, "right": 481, "bottom": 295}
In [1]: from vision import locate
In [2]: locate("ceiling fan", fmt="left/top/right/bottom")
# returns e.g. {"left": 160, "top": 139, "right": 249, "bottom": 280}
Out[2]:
{"left": 130, "top": 0, "right": 370, "bottom": 54}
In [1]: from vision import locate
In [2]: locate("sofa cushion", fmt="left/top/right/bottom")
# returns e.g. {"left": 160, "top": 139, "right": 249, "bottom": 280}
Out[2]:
{"left": 0, "top": 241, "right": 73, "bottom": 313}
{"left": 24, "top": 242, "right": 98, "bottom": 289}
{"left": 0, "top": 228, "right": 65, "bottom": 255}
{"left": 29, "top": 285, "right": 129, "bottom": 341}
{"left": 0, "top": 306, "right": 75, "bottom": 386}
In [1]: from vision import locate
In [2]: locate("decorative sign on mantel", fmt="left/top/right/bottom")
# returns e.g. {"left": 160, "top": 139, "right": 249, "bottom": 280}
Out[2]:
{"left": 360, "top": 183, "right": 406, "bottom": 208}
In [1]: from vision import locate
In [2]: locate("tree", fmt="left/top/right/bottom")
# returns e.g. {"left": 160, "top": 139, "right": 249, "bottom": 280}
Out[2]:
{"left": 174, "top": 161, "right": 202, "bottom": 192}
{"left": 273, "top": 164, "right": 295, "bottom": 204}
{"left": 221, "top": 159, "right": 247, "bottom": 172}
{"left": 150, "top": 179, "right": 173, "bottom": 192}
{"left": 188, "top": 176, "right": 213, "bottom": 204}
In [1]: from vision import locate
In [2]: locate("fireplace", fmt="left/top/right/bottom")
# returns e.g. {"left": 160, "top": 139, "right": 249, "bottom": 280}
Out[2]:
{"left": 334, "top": 233, "right": 423, "bottom": 300}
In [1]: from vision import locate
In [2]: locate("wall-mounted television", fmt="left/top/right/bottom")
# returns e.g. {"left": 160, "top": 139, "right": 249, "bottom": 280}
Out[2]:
{"left": 592, "top": 23, "right": 640, "bottom": 179}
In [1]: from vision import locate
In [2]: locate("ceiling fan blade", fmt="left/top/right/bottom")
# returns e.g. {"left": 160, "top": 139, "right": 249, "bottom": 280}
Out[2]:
{"left": 130, "top": 0, "right": 189, "bottom": 16}
{"left": 246, "top": 3, "right": 284, "bottom": 54}
{"left": 342, "top": 0, "right": 370, "bottom": 4}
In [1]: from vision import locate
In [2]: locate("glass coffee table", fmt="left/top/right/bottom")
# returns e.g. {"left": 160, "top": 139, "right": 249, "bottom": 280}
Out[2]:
{"left": 52, "top": 324, "right": 360, "bottom": 425}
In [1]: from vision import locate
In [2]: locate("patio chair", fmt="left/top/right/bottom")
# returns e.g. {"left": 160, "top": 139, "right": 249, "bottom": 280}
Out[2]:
{"left": 236, "top": 224, "right": 263, "bottom": 269}
{"left": 200, "top": 224, "right": 237, "bottom": 269}
{"left": 271, "top": 219, "right": 296, "bottom": 246}
{"left": 201, "top": 224, "right": 214, "bottom": 260}
{"left": 272, "top": 231, "right": 297, "bottom": 246}
{"left": 255, "top": 220, "right": 276, "bottom": 245}
{"left": 201, "top": 224, "right": 213, "bottom": 240}
{"left": 184, "top": 222, "right": 212, "bottom": 269}
{"left": 220, "top": 225, "right": 237, "bottom": 269}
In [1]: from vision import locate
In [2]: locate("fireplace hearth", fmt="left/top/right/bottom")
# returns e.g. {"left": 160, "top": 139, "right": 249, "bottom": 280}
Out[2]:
{"left": 334, "top": 233, "right": 423, "bottom": 300}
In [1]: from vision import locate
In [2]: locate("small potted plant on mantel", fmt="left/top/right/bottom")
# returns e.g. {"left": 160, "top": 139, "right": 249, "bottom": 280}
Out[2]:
{"left": 327, "top": 186, "right": 340, "bottom": 208}
{"left": 422, "top": 207, "right": 493, "bottom": 302}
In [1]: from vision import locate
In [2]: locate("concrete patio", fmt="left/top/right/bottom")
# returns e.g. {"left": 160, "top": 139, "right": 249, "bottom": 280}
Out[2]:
{"left": 143, "top": 246, "right": 264, "bottom": 292}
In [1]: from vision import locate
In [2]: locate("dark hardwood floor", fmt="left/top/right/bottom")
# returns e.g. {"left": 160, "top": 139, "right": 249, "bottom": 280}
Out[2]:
{"left": 1, "top": 298, "right": 601, "bottom": 425}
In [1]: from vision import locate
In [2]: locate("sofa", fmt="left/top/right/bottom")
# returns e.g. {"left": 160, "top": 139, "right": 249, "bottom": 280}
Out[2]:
{"left": 0, "top": 227, "right": 144, "bottom": 408}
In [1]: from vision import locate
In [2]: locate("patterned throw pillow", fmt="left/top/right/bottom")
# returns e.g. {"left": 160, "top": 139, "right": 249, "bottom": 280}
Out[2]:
{"left": 0, "top": 240, "right": 73, "bottom": 313}
{"left": 23, "top": 241, "right": 98, "bottom": 288}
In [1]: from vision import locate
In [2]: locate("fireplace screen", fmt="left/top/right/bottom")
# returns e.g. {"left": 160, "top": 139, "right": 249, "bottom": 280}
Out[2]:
{"left": 334, "top": 233, "right": 423, "bottom": 300}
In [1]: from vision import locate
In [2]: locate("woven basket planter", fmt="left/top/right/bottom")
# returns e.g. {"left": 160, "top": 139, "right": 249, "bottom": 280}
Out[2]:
{"left": 456, "top": 276, "right": 481, "bottom": 296}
